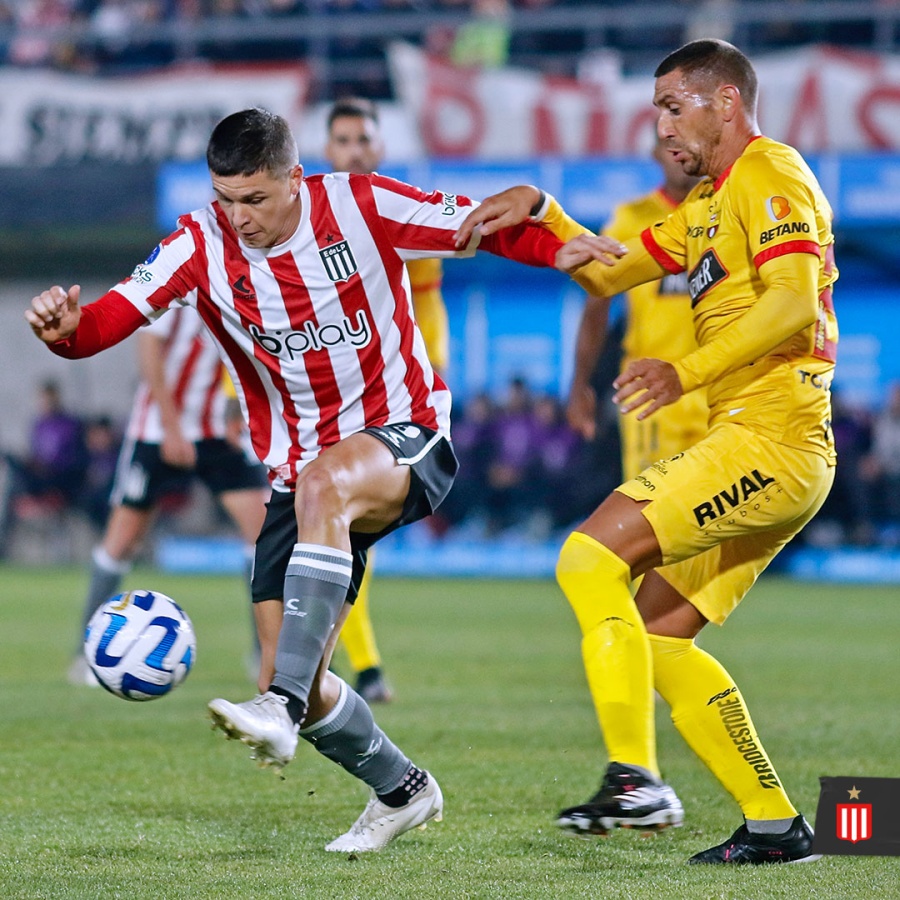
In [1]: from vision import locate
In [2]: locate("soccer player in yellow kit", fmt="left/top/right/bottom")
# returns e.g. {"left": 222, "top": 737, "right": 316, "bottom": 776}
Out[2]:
{"left": 566, "top": 140, "right": 707, "bottom": 478}
{"left": 325, "top": 97, "right": 451, "bottom": 703}
{"left": 458, "top": 39, "right": 837, "bottom": 864}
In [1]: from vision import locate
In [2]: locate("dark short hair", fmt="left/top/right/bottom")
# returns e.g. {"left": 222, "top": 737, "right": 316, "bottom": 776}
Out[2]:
{"left": 206, "top": 108, "right": 298, "bottom": 178}
{"left": 327, "top": 97, "right": 380, "bottom": 130}
{"left": 655, "top": 39, "right": 758, "bottom": 113}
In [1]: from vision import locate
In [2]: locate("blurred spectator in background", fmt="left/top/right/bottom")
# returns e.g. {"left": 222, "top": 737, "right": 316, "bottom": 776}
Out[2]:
{"left": 0, "top": 379, "right": 88, "bottom": 557}
{"left": 813, "top": 388, "right": 872, "bottom": 546}
{"left": 15, "top": 379, "right": 88, "bottom": 505}
{"left": 859, "top": 381, "right": 900, "bottom": 545}
{"left": 76, "top": 414, "right": 122, "bottom": 529}
{"left": 436, "top": 390, "right": 496, "bottom": 532}
{"left": 485, "top": 375, "right": 539, "bottom": 533}
{"left": 450, "top": 0, "right": 510, "bottom": 69}
{"left": 527, "top": 392, "right": 584, "bottom": 536}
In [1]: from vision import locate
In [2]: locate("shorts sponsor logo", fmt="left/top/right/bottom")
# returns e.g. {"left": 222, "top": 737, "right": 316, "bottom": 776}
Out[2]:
{"left": 249, "top": 311, "right": 371, "bottom": 360}
{"left": 687, "top": 249, "right": 728, "bottom": 306}
{"left": 759, "top": 220, "right": 810, "bottom": 244}
{"left": 692, "top": 469, "right": 776, "bottom": 526}
{"left": 716, "top": 694, "right": 781, "bottom": 789}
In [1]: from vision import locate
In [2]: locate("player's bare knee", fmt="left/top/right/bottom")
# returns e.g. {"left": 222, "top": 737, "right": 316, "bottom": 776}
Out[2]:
{"left": 294, "top": 464, "right": 349, "bottom": 522}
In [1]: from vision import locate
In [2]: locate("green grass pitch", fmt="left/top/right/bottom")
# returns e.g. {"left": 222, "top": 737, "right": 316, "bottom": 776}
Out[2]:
{"left": 1, "top": 564, "right": 898, "bottom": 899}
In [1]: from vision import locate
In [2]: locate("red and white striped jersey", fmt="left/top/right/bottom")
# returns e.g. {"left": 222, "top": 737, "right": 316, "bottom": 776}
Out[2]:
{"left": 64, "top": 173, "right": 561, "bottom": 489}
{"left": 126, "top": 304, "right": 227, "bottom": 444}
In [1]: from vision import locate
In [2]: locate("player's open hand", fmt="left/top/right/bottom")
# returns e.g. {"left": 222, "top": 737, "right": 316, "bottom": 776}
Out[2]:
{"left": 25, "top": 284, "right": 82, "bottom": 344}
{"left": 555, "top": 235, "right": 627, "bottom": 274}
{"left": 566, "top": 382, "right": 598, "bottom": 440}
{"left": 613, "top": 358, "right": 683, "bottom": 420}
{"left": 454, "top": 185, "right": 541, "bottom": 247}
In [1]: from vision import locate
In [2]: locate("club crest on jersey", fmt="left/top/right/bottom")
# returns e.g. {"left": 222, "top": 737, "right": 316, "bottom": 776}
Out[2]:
{"left": 319, "top": 240, "right": 358, "bottom": 283}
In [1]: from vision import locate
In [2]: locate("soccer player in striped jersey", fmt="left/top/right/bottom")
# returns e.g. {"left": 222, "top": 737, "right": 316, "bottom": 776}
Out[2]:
{"left": 26, "top": 107, "right": 562, "bottom": 853}
{"left": 324, "top": 96, "right": 453, "bottom": 705}
{"left": 566, "top": 138, "right": 707, "bottom": 479}
{"left": 68, "top": 305, "right": 269, "bottom": 687}
{"left": 458, "top": 39, "right": 837, "bottom": 864}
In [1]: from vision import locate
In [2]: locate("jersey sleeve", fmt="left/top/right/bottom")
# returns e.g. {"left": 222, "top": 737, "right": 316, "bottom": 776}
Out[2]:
{"left": 732, "top": 151, "right": 824, "bottom": 270}
{"left": 638, "top": 200, "right": 689, "bottom": 274}
{"left": 48, "top": 293, "right": 148, "bottom": 359}
{"left": 539, "top": 196, "right": 593, "bottom": 242}
{"left": 365, "top": 173, "right": 562, "bottom": 267}
{"left": 109, "top": 223, "right": 203, "bottom": 318}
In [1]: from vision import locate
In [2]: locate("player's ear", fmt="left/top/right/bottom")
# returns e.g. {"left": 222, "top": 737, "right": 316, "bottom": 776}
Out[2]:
{"left": 719, "top": 85, "right": 740, "bottom": 122}
{"left": 289, "top": 164, "right": 304, "bottom": 197}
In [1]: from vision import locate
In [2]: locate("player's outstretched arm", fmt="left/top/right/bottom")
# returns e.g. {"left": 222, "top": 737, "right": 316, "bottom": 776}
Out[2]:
{"left": 454, "top": 185, "right": 542, "bottom": 246}
{"left": 25, "top": 284, "right": 82, "bottom": 344}
{"left": 556, "top": 234, "right": 628, "bottom": 274}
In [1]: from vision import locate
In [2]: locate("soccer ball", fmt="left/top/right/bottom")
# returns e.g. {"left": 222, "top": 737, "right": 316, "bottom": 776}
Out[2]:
{"left": 84, "top": 589, "right": 196, "bottom": 701}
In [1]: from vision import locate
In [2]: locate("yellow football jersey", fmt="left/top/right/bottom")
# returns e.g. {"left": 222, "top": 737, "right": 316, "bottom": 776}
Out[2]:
{"left": 406, "top": 257, "right": 449, "bottom": 373}
{"left": 605, "top": 189, "right": 701, "bottom": 368}
{"left": 605, "top": 189, "right": 709, "bottom": 475}
{"left": 565, "top": 137, "right": 838, "bottom": 464}
{"left": 644, "top": 137, "right": 837, "bottom": 462}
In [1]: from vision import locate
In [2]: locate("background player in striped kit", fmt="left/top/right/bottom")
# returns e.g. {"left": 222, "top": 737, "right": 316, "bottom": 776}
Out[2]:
{"left": 68, "top": 305, "right": 268, "bottom": 686}
{"left": 26, "top": 107, "right": 563, "bottom": 853}
{"left": 324, "top": 96, "right": 452, "bottom": 705}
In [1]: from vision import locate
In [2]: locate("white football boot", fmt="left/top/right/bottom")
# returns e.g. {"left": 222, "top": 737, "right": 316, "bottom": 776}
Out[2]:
{"left": 67, "top": 655, "right": 99, "bottom": 687}
{"left": 208, "top": 691, "right": 299, "bottom": 772}
{"left": 325, "top": 772, "right": 444, "bottom": 853}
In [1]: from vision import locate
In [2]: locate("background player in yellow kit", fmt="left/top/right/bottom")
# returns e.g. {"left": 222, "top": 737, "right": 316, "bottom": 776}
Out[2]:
{"left": 458, "top": 38, "right": 838, "bottom": 865}
{"left": 566, "top": 139, "right": 706, "bottom": 478}
{"left": 325, "top": 97, "right": 451, "bottom": 703}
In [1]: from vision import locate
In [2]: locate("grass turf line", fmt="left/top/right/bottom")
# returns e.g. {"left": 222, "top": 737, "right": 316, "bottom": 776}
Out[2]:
{"left": 0, "top": 565, "right": 897, "bottom": 899}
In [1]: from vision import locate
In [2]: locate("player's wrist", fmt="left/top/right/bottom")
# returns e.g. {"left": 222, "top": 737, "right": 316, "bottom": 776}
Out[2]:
{"left": 528, "top": 188, "right": 550, "bottom": 218}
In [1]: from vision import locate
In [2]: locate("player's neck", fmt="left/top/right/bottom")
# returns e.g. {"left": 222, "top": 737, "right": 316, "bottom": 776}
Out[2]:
{"left": 707, "top": 124, "right": 761, "bottom": 182}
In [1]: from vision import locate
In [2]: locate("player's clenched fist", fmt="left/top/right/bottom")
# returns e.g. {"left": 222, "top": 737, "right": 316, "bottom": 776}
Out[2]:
{"left": 25, "top": 284, "right": 82, "bottom": 343}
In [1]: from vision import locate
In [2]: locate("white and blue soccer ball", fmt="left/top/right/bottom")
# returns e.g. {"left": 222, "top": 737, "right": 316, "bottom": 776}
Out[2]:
{"left": 84, "top": 590, "right": 196, "bottom": 701}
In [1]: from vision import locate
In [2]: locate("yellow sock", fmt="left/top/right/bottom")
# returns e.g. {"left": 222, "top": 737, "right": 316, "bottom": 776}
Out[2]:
{"left": 556, "top": 532, "right": 658, "bottom": 776}
{"left": 339, "top": 561, "right": 381, "bottom": 673}
{"left": 649, "top": 633, "right": 797, "bottom": 820}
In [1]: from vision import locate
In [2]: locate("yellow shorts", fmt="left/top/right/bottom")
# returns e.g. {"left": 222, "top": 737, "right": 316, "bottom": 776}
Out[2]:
{"left": 617, "top": 422, "right": 835, "bottom": 624}
{"left": 619, "top": 389, "right": 708, "bottom": 480}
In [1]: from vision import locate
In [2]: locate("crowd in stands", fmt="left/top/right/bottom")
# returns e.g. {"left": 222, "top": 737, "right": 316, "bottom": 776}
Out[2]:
{"left": 0, "top": 1, "right": 895, "bottom": 98}
{"left": 0, "top": 380, "right": 122, "bottom": 557}
{"left": 5, "top": 371, "right": 900, "bottom": 563}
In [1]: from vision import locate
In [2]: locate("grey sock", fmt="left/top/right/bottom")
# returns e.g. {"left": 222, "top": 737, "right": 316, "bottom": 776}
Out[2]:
{"left": 746, "top": 816, "right": 796, "bottom": 834}
{"left": 271, "top": 543, "right": 352, "bottom": 705}
{"left": 300, "top": 678, "right": 411, "bottom": 795}
{"left": 80, "top": 546, "right": 130, "bottom": 643}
